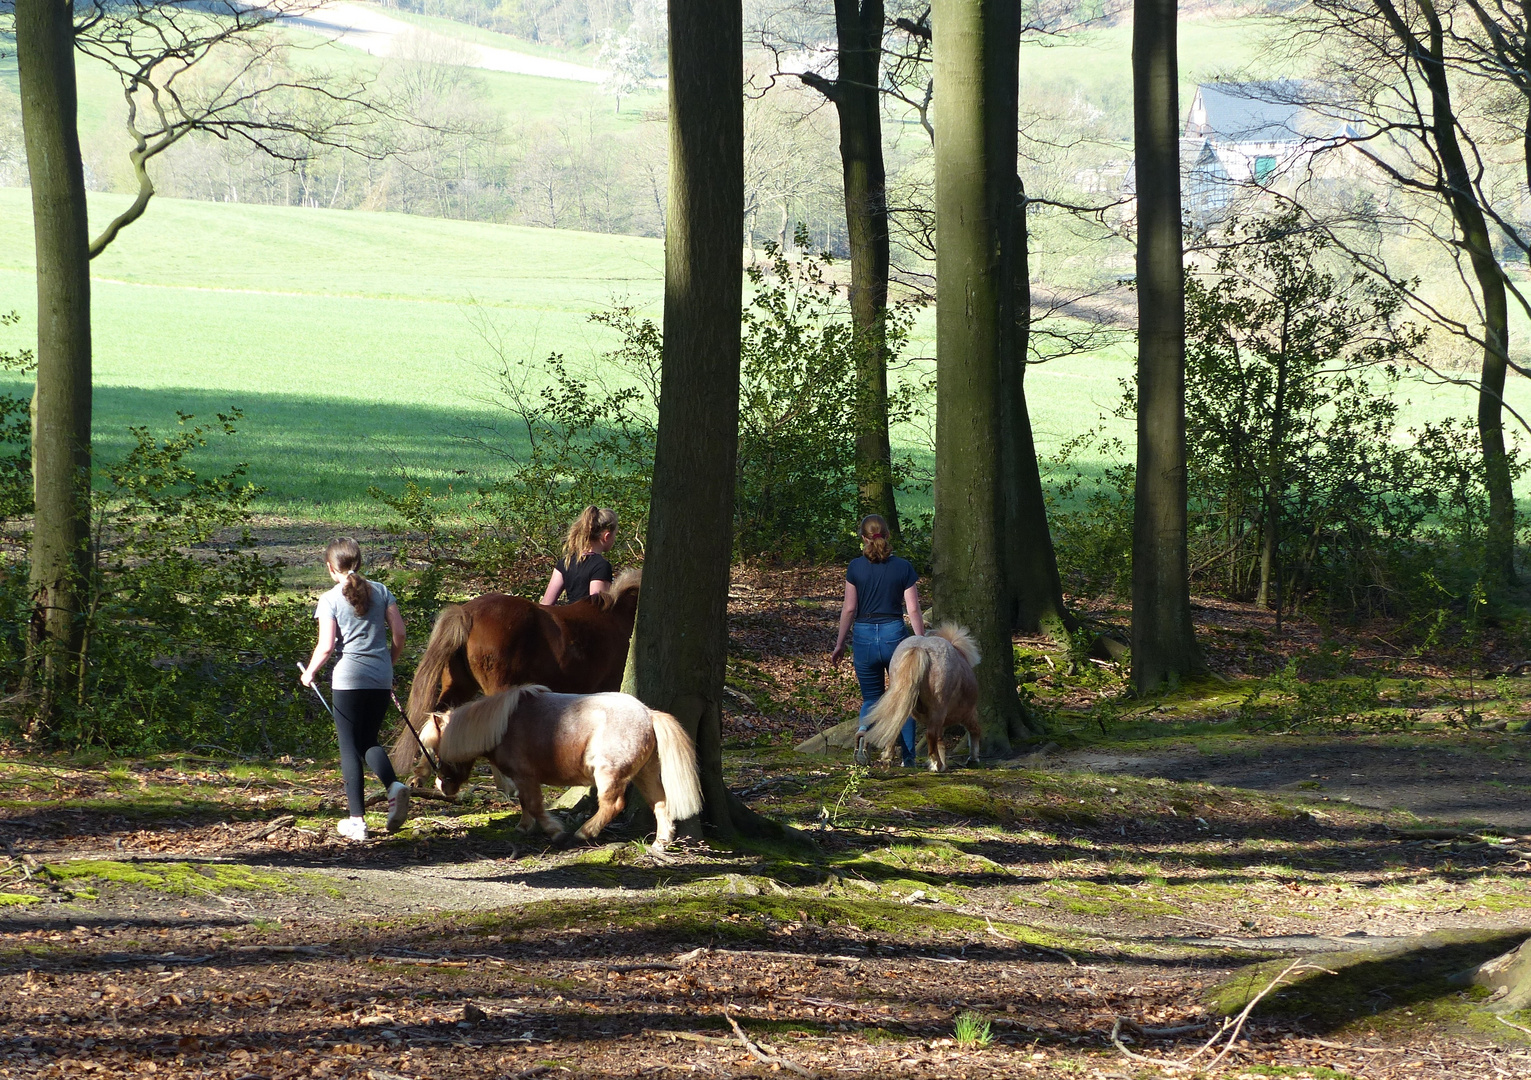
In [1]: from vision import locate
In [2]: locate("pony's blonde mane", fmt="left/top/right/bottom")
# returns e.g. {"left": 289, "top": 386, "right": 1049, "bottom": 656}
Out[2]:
{"left": 435, "top": 685, "right": 548, "bottom": 763}
{"left": 932, "top": 622, "right": 981, "bottom": 667}
{"left": 592, "top": 568, "right": 642, "bottom": 611}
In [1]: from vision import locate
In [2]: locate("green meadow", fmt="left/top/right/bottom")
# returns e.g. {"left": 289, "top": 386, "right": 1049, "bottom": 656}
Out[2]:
{"left": 0, "top": 188, "right": 1526, "bottom": 524}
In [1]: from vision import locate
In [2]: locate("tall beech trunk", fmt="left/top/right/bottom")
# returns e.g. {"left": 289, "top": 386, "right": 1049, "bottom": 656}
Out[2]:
{"left": 16, "top": 0, "right": 92, "bottom": 733}
{"left": 1375, "top": 0, "right": 1517, "bottom": 587}
{"left": 628, "top": 0, "right": 757, "bottom": 835}
{"left": 932, "top": 0, "right": 1032, "bottom": 753}
{"left": 1130, "top": 0, "right": 1204, "bottom": 691}
{"left": 800, "top": 0, "right": 900, "bottom": 536}
{"left": 1001, "top": 177, "right": 1076, "bottom": 640}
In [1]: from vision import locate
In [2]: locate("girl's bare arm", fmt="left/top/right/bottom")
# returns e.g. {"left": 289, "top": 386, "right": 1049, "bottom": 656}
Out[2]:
{"left": 301, "top": 618, "right": 338, "bottom": 686}
{"left": 386, "top": 603, "right": 407, "bottom": 664}
{"left": 540, "top": 570, "right": 565, "bottom": 606}
{"left": 830, "top": 583, "right": 858, "bottom": 663}
{"left": 904, "top": 585, "right": 925, "bottom": 636}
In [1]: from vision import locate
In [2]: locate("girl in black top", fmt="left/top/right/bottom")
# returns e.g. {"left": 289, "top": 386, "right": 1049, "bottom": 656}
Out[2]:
{"left": 541, "top": 506, "right": 619, "bottom": 604}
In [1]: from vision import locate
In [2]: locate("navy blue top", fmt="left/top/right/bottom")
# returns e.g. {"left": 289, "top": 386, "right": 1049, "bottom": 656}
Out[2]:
{"left": 846, "top": 555, "right": 919, "bottom": 623}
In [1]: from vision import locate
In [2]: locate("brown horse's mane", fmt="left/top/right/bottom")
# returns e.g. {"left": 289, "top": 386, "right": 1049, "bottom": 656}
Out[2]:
{"left": 591, "top": 567, "right": 641, "bottom": 612}
{"left": 436, "top": 685, "right": 549, "bottom": 763}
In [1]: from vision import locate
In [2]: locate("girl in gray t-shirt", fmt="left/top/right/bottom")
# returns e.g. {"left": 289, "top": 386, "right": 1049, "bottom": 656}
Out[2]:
{"left": 300, "top": 538, "right": 410, "bottom": 841}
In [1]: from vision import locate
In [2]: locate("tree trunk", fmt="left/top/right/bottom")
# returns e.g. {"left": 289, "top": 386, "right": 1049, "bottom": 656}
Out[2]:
{"left": 1377, "top": 0, "right": 1516, "bottom": 587}
{"left": 1000, "top": 176, "right": 1077, "bottom": 643}
{"left": 800, "top": 1, "right": 901, "bottom": 537}
{"left": 1130, "top": 0, "right": 1204, "bottom": 692}
{"left": 932, "top": 0, "right": 1030, "bottom": 754}
{"left": 16, "top": 0, "right": 92, "bottom": 735}
{"left": 627, "top": 0, "right": 760, "bottom": 836}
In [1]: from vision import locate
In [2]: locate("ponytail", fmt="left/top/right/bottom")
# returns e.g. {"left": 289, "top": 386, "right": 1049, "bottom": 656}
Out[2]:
{"left": 562, "top": 506, "right": 619, "bottom": 567}
{"left": 324, "top": 537, "right": 372, "bottom": 617}
{"left": 859, "top": 514, "right": 892, "bottom": 563}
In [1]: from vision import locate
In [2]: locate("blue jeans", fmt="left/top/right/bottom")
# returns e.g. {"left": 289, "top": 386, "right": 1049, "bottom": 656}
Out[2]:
{"left": 852, "top": 620, "right": 917, "bottom": 764}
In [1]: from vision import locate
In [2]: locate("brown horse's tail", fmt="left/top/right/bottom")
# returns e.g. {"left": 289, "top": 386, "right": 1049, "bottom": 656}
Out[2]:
{"left": 392, "top": 604, "right": 473, "bottom": 776}
{"left": 864, "top": 641, "right": 929, "bottom": 750}
{"left": 649, "top": 710, "right": 702, "bottom": 822}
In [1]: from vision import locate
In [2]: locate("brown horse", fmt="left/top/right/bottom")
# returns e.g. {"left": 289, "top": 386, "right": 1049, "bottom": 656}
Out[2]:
{"left": 390, "top": 569, "right": 640, "bottom": 778}
{"left": 418, "top": 685, "right": 701, "bottom": 851}
{"left": 863, "top": 623, "right": 981, "bottom": 772}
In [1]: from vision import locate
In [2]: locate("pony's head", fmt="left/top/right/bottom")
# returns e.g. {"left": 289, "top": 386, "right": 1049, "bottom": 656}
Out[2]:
{"left": 427, "top": 685, "right": 548, "bottom": 795}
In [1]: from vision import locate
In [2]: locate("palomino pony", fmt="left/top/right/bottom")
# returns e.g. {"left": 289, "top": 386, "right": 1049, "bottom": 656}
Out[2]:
{"left": 416, "top": 685, "right": 701, "bottom": 851}
{"left": 863, "top": 623, "right": 981, "bottom": 772}
{"left": 391, "top": 569, "right": 640, "bottom": 778}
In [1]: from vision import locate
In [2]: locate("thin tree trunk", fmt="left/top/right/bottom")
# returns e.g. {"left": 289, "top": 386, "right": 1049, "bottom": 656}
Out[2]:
{"left": 1000, "top": 176, "right": 1077, "bottom": 643}
{"left": 628, "top": 0, "right": 762, "bottom": 836}
{"left": 1257, "top": 331, "right": 1289, "bottom": 628}
{"left": 1378, "top": 0, "right": 1516, "bottom": 587}
{"left": 16, "top": 0, "right": 92, "bottom": 735}
{"left": 932, "top": 0, "right": 1029, "bottom": 754}
{"left": 834, "top": 0, "right": 899, "bottom": 536}
{"left": 1130, "top": 0, "right": 1204, "bottom": 692}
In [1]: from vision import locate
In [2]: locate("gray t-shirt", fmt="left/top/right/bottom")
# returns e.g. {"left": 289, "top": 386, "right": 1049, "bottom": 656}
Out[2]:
{"left": 315, "top": 579, "right": 397, "bottom": 690}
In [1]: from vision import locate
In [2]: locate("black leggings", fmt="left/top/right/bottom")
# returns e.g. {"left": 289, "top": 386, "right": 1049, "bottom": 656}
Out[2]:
{"left": 333, "top": 688, "right": 398, "bottom": 817}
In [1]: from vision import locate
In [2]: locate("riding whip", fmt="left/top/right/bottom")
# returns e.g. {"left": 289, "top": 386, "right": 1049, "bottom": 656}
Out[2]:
{"left": 296, "top": 662, "right": 334, "bottom": 717}
{"left": 390, "top": 688, "right": 440, "bottom": 774}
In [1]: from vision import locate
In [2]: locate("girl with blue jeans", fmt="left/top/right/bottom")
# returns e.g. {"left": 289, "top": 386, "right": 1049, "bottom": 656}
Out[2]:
{"left": 830, "top": 515, "right": 926, "bottom": 765}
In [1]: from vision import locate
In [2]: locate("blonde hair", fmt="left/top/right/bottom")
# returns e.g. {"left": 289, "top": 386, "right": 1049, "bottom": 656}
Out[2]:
{"left": 859, "top": 514, "right": 892, "bottom": 563}
{"left": 324, "top": 537, "right": 371, "bottom": 616}
{"left": 563, "top": 506, "right": 618, "bottom": 566}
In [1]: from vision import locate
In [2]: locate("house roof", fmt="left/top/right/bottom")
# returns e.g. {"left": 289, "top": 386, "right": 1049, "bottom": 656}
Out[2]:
{"left": 1187, "top": 81, "right": 1329, "bottom": 144}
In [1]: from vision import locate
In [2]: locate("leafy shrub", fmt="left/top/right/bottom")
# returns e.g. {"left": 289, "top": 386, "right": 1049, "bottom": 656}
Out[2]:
{"left": 1044, "top": 216, "right": 1515, "bottom": 618}
{"left": 398, "top": 234, "right": 925, "bottom": 573}
{"left": 2, "top": 412, "right": 329, "bottom": 754}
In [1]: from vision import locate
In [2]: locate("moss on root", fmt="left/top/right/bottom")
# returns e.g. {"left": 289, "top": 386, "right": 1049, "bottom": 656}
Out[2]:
{"left": 1208, "top": 929, "right": 1531, "bottom": 1040}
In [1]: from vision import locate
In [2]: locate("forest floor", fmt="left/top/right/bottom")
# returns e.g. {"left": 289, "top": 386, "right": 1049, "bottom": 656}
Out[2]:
{"left": 3, "top": 570, "right": 1531, "bottom": 1079}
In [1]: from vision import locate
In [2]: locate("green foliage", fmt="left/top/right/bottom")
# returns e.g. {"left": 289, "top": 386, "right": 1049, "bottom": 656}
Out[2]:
{"left": 1044, "top": 216, "right": 1516, "bottom": 620}
{"left": 953, "top": 1011, "right": 994, "bottom": 1049}
{"left": 1, "top": 413, "right": 327, "bottom": 754}
{"left": 410, "top": 234, "right": 926, "bottom": 571}
{"left": 0, "top": 311, "right": 34, "bottom": 525}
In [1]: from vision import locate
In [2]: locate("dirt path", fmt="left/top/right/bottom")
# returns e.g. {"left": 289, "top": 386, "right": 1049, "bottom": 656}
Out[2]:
{"left": 1058, "top": 735, "right": 1531, "bottom": 829}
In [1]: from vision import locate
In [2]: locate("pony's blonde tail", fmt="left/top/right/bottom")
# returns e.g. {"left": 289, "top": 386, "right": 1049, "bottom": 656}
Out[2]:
{"left": 650, "top": 710, "right": 702, "bottom": 822}
{"left": 931, "top": 622, "right": 981, "bottom": 667}
{"left": 392, "top": 604, "right": 473, "bottom": 775}
{"left": 864, "top": 644, "right": 929, "bottom": 749}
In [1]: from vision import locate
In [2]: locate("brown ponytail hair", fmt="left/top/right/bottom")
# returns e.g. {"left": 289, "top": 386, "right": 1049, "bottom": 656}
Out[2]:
{"left": 562, "top": 506, "right": 618, "bottom": 567}
{"left": 859, "top": 514, "right": 892, "bottom": 563}
{"left": 324, "top": 537, "right": 372, "bottom": 617}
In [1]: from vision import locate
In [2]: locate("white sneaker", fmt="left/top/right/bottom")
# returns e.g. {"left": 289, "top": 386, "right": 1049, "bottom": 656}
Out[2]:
{"left": 385, "top": 782, "right": 410, "bottom": 833}
{"left": 336, "top": 816, "right": 368, "bottom": 841}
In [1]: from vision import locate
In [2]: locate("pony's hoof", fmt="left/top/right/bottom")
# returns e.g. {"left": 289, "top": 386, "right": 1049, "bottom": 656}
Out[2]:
{"left": 550, "top": 831, "right": 576, "bottom": 849}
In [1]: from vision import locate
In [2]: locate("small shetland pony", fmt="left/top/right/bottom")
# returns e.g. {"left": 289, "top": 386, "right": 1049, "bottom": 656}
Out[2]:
{"left": 415, "top": 685, "right": 702, "bottom": 851}
{"left": 392, "top": 570, "right": 641, "bottom": 779}
{"left": 863, "top": 623, "right": 982, "bottom": 772}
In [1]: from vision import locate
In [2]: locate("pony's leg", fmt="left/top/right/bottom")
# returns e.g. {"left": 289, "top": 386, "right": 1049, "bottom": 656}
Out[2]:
{"left": 489, "top": 765, "right": 519, "bottom": 802}
{"left": 631, "top": 759, "right": 672, "bottom": 850}
{"left": 568, "top": 768, "right": 628, "bottom": 845}
{"left": 966, "top": 718, "right": 982, "bottom": 767}
{"left": 928, "top": 723, "right": 946, "bottom": 772}
{"left": 516, "top": 783, "right": 564, "bottom": 839}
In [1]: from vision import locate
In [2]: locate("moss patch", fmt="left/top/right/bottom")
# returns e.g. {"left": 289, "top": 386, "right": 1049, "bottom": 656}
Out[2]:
{"left": 1208, "top": 929, "right": 1531, "bottom": 1037}
{"left": 0, "top": 892, "right": 40, "bottom": 906}
{"left": 40, "top": 859, "right": 289, "bottom": 897}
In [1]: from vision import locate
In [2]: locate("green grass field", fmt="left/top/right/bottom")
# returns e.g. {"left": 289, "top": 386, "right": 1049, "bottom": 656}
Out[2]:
{"left": 0, "top": 189, "right": 1524, "bottom": 528}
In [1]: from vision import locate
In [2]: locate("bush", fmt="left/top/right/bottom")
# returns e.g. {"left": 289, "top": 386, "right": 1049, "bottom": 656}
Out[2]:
{"left": 1, "top": 412, "right": 329, "bottom": 755}
{"left": 402, "top": 233, "right": 925, "bottom": 573}
{"left": 1044, "top": 215, "right": 1515, "bottom": 618}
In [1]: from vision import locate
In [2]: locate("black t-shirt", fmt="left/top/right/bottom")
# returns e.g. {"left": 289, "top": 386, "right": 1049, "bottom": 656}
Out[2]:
{"left": 555, "top": 552, "right": 614, "bottom": 603}
{"left": 846, "top": 555, "right": 919, "bottom": 623}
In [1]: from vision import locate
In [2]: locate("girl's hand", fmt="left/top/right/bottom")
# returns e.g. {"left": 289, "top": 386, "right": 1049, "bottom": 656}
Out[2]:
{"left": 830, "top": 643, "right": 845, "bottom": 665}
{"left": 300, "top": 667, "right": 315, "bottom": 688}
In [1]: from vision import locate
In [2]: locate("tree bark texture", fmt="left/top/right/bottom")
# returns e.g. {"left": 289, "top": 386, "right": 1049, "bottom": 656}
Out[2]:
{"left": 1000, "top": 177, "right": 1076, "bottom": 641}
{"left": 628, "top": 0, "right": 748, "bottom": 836}
{"left": 932, "top": 0, "right": 1029, "bottom": 752}
{"left": 801, "top": 1, "right": 901, "bottom": 536}
{"left": 1130, "top": 0, "right": 1204, "bottom": 691}
{"left": 16, "top": 0, "right": 92, "bottom": 731}
{"left": 1376, "top": 0, "right": 1517, "bottom": 587}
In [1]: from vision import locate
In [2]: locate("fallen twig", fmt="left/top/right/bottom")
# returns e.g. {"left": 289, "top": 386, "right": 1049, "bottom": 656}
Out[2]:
{"left": 241, "top": 814, "right": 295, "bottom": 842}
{"left": 724, "top": 1013, "right": 818, "bottom": 1078}
{"left": 1497, "top": 1014, "right": 1531, "bottom": 1037}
